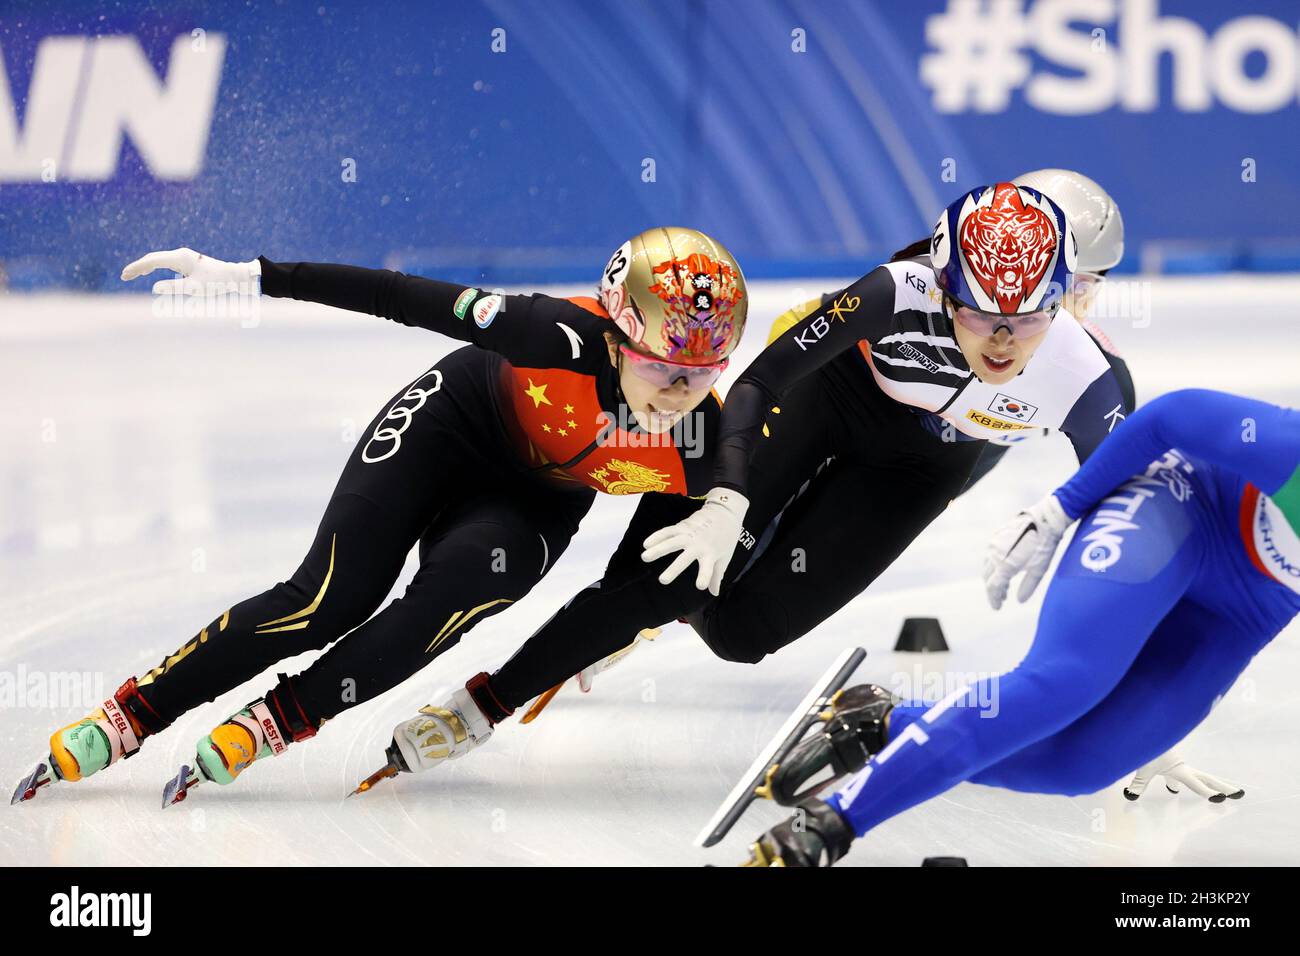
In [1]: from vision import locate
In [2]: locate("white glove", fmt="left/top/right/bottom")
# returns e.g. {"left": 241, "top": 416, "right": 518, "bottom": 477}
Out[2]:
{"left": 641, "top": 487, "right": 749, "bottom": 596}
{"left": 576, "top": 627, "right": 659, "bottom": 692}
{"left": 121, "top": 247, "right": 261, "bottom": 296}
{"left": 1123, "top": 751, "right": 1245, "bottom": 803}
{"left": 982, "top": 492, "right": 1071, "bottom": 610}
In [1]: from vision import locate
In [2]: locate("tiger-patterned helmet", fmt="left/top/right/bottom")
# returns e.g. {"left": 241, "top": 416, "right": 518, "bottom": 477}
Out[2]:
{"left": 931, "top": 182, "right": 1077, "bottom": 316}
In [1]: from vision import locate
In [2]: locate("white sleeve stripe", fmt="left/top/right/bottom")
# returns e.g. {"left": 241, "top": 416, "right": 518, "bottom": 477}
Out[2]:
{"left": 876, "top": 331, "right": 958, "bottom": 349}
{"left": 870, "top": 351, "right": 970, "bottom": 378}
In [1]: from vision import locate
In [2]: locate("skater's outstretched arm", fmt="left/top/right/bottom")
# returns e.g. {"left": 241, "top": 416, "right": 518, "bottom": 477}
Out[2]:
{"left": 1055, "top": 388, "right": 1300, "bottom": 518}
{"left": 256, "top": 259, "right": 606, "bottom": 369}
{"left": 713, "top": 267, "right": 897, "bottom": 496}
{"left": 258, "top": 258, "right": 489, "bottom": 338}
{"left": 984, "top": 388, "right": 1300, "bottom": 609}
{"left": 122, "top": 248, "right": 611, "bottom": 371}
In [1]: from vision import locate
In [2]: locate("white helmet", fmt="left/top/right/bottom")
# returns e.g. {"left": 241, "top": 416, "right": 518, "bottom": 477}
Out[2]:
{"left": 1012, "top": 169, "right": 1123, "bottom": 273}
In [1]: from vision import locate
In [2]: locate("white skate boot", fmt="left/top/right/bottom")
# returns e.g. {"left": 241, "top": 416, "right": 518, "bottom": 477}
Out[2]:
{"left": 393, "top": 686, "right": 494, "bottom": 772}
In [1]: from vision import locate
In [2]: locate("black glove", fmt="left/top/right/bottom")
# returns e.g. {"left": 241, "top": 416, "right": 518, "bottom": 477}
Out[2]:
{"left": 743, "top": 799, "right": 855, "bottom": 867}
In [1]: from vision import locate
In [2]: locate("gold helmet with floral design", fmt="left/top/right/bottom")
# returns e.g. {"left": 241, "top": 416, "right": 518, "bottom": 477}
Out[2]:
{"left": 598, "top": 226, "right": 747, "bottom": 365}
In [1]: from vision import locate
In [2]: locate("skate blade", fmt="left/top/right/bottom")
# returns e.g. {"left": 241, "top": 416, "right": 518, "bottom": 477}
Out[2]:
{"left": 520, "top": 682, "right": 564, "bottom": 725}
{"left": 161, "top": 764, "right": 199, "bottom": 809}
{"left": 347, "top": 763, "right": 400, "bottom": 798}
{"left": 11, "top": 761, "right": 53, "bottom": 805}
{"left": 694, "top": 646, "right": 866, "bottom": 848}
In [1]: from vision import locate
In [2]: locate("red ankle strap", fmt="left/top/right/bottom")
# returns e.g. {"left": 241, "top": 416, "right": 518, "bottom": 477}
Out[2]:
{"left": 268, "top": 674, "right": 317, "bottom": 743}
{"left": 114, "top": 677, "right": 166, "bottom": 737}
{"left": 466, "top": 672, "right": 512, "bottom": 726}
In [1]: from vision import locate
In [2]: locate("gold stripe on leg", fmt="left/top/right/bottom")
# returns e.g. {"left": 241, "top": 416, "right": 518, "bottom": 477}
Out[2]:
{"left": 255, "top": 534, "right": 336, "bottom": 634}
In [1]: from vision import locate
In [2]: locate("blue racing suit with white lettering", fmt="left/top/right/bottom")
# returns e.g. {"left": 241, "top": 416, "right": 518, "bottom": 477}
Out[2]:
{"left": 828, "top": 389, "right": 1300, "bottom": 836}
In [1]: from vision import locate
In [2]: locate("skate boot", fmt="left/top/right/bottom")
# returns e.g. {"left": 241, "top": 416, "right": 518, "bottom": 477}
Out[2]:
{"left": 763, "top": 683, "right": 898, "bottom": 806}
{"left": 14, "top": 678, "right": 165, "bottom": 803}
{"left": 162, "top": 675, "right": 313, "bottom": 806}
{"left": 194, "top": 702, "right": 288, "bottom": 785}
{"left": 350, "top": 673, "right": 508, "bottom": 796}
{"left": 743, "top": 798, "right": 855, "bottom": 868}
{"left": 393, "top": 682, "right": 495, "bottom": 773}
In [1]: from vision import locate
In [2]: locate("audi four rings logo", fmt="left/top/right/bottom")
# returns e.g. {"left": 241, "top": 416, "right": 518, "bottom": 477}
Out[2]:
{"left": 362, "top": 371, "right": 443, "bottom": 464}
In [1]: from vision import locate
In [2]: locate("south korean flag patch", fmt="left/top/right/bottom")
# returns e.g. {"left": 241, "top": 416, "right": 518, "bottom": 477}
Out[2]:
{"left": 990, "top": 394, "right": 1038, "bottom": 423}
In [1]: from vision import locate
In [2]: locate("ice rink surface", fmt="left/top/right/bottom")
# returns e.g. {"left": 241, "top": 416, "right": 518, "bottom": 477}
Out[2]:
{"left": 2, "top": 276, "right": 1298, "bottom": 867}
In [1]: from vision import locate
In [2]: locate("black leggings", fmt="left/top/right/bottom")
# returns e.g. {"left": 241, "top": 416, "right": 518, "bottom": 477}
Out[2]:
{"left": 690, "top": 362, "right": 983, "bottom": 662}
{"left": 133, "top": 352, "right": 592, "bottom": 732}
{"left": 490, "top": 357, "right": 983, "bottom": 709}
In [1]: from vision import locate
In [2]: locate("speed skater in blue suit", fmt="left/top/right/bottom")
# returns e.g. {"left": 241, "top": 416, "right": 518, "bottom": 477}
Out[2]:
{"left": 741, "top": 388, "right": 1300, "bottom": 867}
